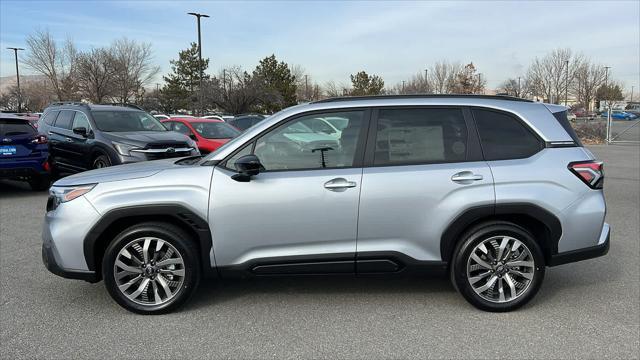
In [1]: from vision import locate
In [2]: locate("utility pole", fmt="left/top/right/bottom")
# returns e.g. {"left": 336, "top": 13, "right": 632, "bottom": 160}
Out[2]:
{"left": 187, "top": 12, "right": 210, "bottom": 115}
{"left": 7, "top": 47, "right": 24, "bottom": 112}
{"left": 518, "top": 76, "right": 522, "bottom": 97}
{"left": 156, "top": 83, "right": 160, "bottom": 93}
{"left": 564, "top": 59, "right": 569, "bottom": 106}
{"left": 631, "top": 86, "right": 634, "bottom": 103}
{"left": 223, "top": 69, "right": 226, "bottom": 94}
{"left": 305, "top": 74, "right": 309, "bottom": 101}
{"left": 402, "top": 80, "right": 406, "bottom": 94}
{"left": 477, "top": 73, "right": 483, "bottom": 94}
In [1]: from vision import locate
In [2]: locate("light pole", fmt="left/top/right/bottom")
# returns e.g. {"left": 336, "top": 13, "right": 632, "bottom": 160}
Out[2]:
{"left": 564, "top": 59, "right": 569, "bottom": 106}
{"left": 631, "top": 86, "right": 634, "bottom": 103}
{"left": 7, "top": 47, "right": 24, "bottom": 112}
{"left": 518, "top": 76, "right": 521, "bottom": 98}
{"left": 187, "top": 12, "right": 210, "bottom": 115}
{"left": 402, "top": 80, "right": 406, "bottom": 94}
{"left": 604, "top": 66, "right": 611, "bottom": 142}
{"left": 424, "top": 69, "right": 428, "bottom": 93}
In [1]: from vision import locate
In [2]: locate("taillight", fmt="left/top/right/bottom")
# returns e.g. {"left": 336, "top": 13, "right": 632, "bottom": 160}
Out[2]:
{"left": 31, "top": 135, "right": 48, "bottom": 144}
{"left": 568, "top": 161, "right": 604, "bottom": 189}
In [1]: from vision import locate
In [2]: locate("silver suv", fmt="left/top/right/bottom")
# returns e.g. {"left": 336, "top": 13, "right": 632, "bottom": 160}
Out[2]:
{"left": 42, "top": 95, "right": 609, "bottom": 314}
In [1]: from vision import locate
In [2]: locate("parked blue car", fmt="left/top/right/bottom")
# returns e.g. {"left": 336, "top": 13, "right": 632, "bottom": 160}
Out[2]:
{"left": 600, "top": 111, "right": 638, "bottom": 120}
{"left": 0, "top": 114, "right": 51, "bottom": 190}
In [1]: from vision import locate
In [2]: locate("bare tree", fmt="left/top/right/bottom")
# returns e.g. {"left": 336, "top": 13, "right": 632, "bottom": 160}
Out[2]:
{"left": 499, "top": 77, "right": 532, "bottom": 98}
{"left": 527, "top": 48, "right": 583, "bottom": 104}
{"left": 324, "top": 80, "right": 349, "bottom": 97}
{"left": 572, "top": 62, "right": 606, "bottom": 111}
{"left": 110, "top": 38, "right": 160, "bottom": 103}
{"left": 23, "top": 29, "right": 79, "bottom": 100}
{"left": 204, "top": 66, "right": 269, "bottom": 114}
{"left": 429, "top": 60, "right": 462, "bottom": 94}
{"left": 76, "top": 48, "right": 116, "bottom": 103}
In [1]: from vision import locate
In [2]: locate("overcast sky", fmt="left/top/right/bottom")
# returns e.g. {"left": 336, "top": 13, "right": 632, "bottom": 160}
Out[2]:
{"left": 1, "top": 0, "right": 638, "bottom": 89}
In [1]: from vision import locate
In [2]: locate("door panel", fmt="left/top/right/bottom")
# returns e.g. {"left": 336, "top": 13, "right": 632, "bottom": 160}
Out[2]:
{"left": 209, "top": 109, "right": 369, "bottom": 271}
{"left": 209, "top": 166, "right": 362, "bottom": 268}
{"left": 358, "top": 162, "right": 494, "bottom": 261}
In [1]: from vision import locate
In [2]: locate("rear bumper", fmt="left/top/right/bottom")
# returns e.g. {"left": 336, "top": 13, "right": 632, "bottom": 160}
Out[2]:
{"left": 0, "top": 166, "right": 48, "bottom": 179}
{"left": 548, "top": 223, "right": 610, "bottom": 266}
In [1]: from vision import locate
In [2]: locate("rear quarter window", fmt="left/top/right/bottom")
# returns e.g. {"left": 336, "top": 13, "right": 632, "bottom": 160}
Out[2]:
{"left": 552, "top": 110, "right": 583, "bottom": 146}
{"left": 473, "top": 108, "right": 543, "bottom": 161}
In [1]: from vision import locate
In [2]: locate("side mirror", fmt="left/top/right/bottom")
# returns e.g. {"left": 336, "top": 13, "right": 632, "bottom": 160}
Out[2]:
{"left": 231, "top": 154, "right": 261, "bottom": 182}
{"left": 189, "top": 134, "right": 197, "bottom": 141}
{"left": 73, "top": 127, "right": 88, "bottom": 138}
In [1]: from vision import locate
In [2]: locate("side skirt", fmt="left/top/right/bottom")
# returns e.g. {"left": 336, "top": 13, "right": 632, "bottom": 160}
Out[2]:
{"left": 217, "top": 252, "right": 447, "bottom": 278}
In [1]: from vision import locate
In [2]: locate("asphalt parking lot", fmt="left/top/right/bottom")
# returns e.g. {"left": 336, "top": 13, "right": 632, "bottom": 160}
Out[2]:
{"left": 1, "top": 145, "right": 638, "bottom": 359}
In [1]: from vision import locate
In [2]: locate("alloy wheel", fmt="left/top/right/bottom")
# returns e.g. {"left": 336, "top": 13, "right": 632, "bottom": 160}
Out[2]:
{"left": 113, "top": 237, "right": 185, "bottom": 306}
{"left": 466, "top": 235, "right": 535, "bottom": 303}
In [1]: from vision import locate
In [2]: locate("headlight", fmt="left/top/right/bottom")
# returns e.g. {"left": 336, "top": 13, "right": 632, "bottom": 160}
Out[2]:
{"left": 113, "top": 142, "right": 140, "bottom": 156}
{"left": 50, "top": 184, "right": 96, "bottom": 203}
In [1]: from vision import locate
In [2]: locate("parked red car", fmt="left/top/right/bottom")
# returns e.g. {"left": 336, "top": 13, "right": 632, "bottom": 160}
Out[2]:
{"left": 161, "top": 117, "right": 241, "bottom": 154}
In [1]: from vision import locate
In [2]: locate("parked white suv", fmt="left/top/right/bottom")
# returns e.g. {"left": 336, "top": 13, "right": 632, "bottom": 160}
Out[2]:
{"left": 42, "top": 95, "right": 609, "bottom": 314}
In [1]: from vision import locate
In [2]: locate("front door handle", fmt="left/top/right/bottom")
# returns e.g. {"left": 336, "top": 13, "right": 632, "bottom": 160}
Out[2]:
{"left": 451, "top": 171, "right": 483, "bottom": 183}
{"left": 65, "top": 137, "right": 73, "bottom": 142}
{"left": 324, "top": 178, "right": 357, "bottom": 191}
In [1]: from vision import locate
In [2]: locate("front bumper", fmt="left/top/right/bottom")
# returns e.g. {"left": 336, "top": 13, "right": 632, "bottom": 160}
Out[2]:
{"left": 548, "top": 223, "right": 610, "bottom": 266}
{"left": 42, "top": 242, "right": 98, "bottom": 282}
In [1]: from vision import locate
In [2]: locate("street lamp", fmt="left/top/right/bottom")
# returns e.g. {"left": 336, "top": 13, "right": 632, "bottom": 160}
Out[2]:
{"left": 187, "top": 12, "right": 210, "bottom": 115}
{"left": 564, "top": 59, "right": 569, "bottom": 106}
{"left": 7, "top": 47, "right": 24, "bottom": 112}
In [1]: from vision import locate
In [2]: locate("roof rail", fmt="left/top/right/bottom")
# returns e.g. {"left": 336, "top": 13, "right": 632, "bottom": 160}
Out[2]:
{"left": 312, "top": 94, "right": 533, "bottom": 104}
{"left": 48, "top": 101, "right": 90, "bottom": 108}
{"left": 99, "top": 103, "right": 144, "bottom": 111}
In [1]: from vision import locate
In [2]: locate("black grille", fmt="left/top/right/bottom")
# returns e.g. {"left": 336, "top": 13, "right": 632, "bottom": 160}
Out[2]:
{"left": 145, "top": 151, "right": 191, "bottom": 160}
{"left": 145, "top": 142, "right": 188, "bottom": 149}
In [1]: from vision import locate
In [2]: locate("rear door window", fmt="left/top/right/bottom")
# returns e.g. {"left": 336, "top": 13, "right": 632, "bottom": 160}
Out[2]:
{"left": 473, "top": 109, "right": 542, "bottom": 160}
{"left": 42, "top": 110, "right": 59, "bottom": 125}
{"left": 372, "top": 108, "right": 468, "bottom": 165}
{"left": 53, "top": 110, "right": 74, "bottom": 130}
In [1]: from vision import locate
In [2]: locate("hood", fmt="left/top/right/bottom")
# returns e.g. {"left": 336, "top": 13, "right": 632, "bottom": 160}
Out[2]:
{"left": 53, "top": 158, "right": 186, "bottom": 186}
{"left": 102, "top": 131, "right": 190, "bottom": 146}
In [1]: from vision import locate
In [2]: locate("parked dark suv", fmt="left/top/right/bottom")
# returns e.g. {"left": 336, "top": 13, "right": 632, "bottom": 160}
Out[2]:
{"left": 38, "top": 103, "right": 199, "bottom": 174}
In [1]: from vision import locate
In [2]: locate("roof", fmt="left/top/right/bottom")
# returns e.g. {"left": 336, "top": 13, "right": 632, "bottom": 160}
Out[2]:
{"left": 313, "top": 94, "right": 533, "bottom": 104}
{"left": 45, "top": 102, "right": 142, "bottom": 112}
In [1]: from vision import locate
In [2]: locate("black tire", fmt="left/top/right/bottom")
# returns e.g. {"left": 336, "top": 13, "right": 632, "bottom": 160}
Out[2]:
{"left": 450, "top": 221, "right": 545, "bottom": 312}
{"left": 92, "top": 154, "right": 111, "bottom": 169}
{"left": 102, "top": 222, "right": 201, "bottom": 314}
{"left": 28, "top": 174, "right": 51, "bottom": 191}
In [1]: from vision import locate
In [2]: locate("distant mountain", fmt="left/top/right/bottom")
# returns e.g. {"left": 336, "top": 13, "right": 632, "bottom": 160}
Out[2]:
{"left": 0, "top": 75, "right": 48, "bottom": 94}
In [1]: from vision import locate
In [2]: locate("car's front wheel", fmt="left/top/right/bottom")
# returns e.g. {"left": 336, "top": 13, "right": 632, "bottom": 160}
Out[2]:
{"left": 451, "top": 221, "right": 545, "bottom": 312}
{"left": 102, "top": 222, "right": 201, "bottom": 314}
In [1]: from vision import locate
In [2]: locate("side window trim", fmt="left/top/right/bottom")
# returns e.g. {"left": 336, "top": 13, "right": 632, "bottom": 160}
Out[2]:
{"left": 363, "top": 106, "right": 478, "bottom": 168}
{"left": 219, "top": 108, "right": 372, "bottom": 172}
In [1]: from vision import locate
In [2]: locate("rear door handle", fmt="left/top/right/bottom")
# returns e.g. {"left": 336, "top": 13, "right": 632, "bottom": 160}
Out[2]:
{"left": 451, "top": 171, "right": 483, "bottom": 183}
{"left": 324, "top": 178, "right": 357, "bottom": 191}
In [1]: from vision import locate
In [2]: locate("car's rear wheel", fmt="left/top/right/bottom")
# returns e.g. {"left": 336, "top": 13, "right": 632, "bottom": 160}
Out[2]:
{"left": 93, "top": 154, "right": 111, "bottom": 169}
{"left": 451, "top": 221, "right": 545, "bottom": 312}
{"left": 102, "top": 222, "right": 200, "bottom": 314}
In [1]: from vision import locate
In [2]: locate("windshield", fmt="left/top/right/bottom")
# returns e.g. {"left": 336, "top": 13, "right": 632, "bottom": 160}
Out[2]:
{"left": 191, "top": 122, "right": 241, "bottom": 139}
{"left": 92, "top": 111, "right": 167, "bottom": 132}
